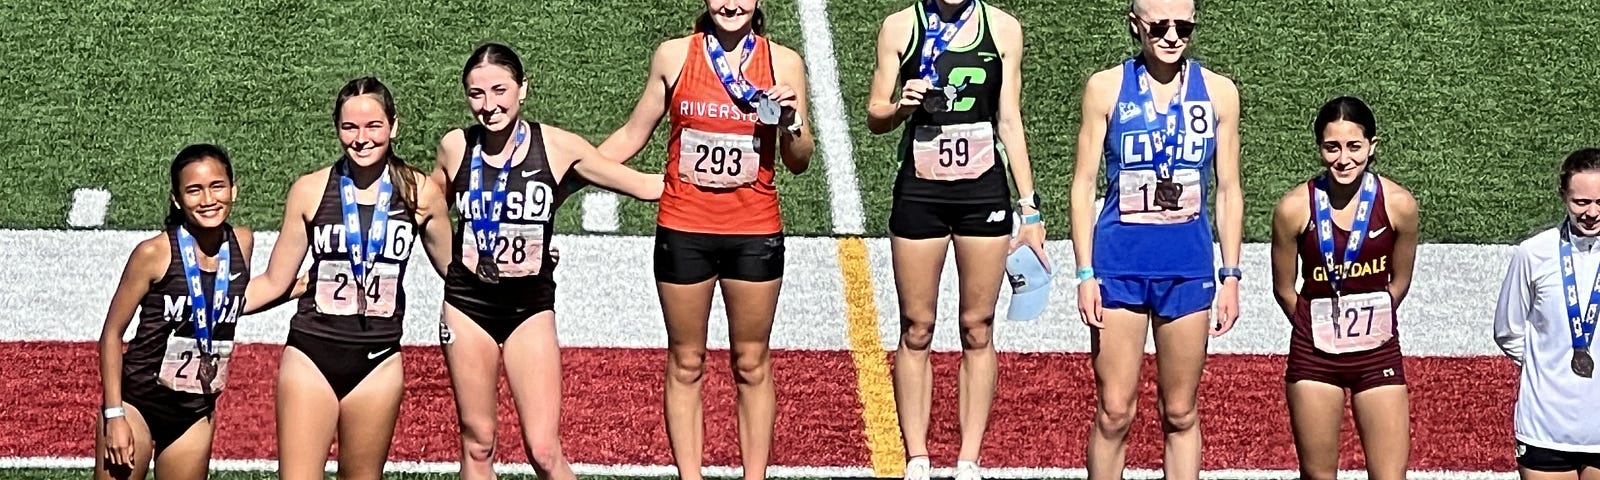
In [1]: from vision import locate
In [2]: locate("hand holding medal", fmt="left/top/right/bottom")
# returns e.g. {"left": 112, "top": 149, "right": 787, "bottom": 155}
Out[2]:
{"left": 917, "top": 0, "right": 976, "bottom": 114}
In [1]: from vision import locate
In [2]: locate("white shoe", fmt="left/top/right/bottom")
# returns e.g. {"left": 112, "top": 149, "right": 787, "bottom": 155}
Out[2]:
{"left": 954, "top": 460, "right": 983, "bottom": 480}
{"left": 903, "top": 456, "right": 931, "bottom": 480}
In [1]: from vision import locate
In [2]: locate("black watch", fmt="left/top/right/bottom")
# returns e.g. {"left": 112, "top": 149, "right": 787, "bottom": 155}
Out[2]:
{"left": 1018, "top": 192, "right": 1042, "bottom": 211}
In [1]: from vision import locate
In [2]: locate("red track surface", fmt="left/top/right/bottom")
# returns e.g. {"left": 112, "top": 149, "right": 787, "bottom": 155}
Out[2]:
{"left": 2, "top": 341, "right": 1516, "bottom": 471}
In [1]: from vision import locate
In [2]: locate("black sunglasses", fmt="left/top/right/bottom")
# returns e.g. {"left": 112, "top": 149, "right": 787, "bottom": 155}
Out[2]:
{"left": 1139, "top": 18, "right": 1196, "bottom": 39}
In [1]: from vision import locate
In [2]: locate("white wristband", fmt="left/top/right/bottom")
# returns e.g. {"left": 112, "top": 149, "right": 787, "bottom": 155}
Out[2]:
{"left": 103, "top": 406, "right": 125, "bottom": 419}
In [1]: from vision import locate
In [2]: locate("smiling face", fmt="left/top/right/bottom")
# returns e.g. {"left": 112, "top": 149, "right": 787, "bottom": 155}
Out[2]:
{"left": 1566, "top": 171, "right": 1600, "bottom": 236}
{"left": 171, "top": 156, "right": 235, "bottom": 229}
{"left": 336, "top": 94, "right": 396, "bottom": 167}
{"left": 704, "top": 0, "right": 759, "bottom": 33}
{"left": 464, "top": 63, "right": 525, "bottom": 132}
{"left": 1317, "top": 120, "right": 1379, "bottom": 185}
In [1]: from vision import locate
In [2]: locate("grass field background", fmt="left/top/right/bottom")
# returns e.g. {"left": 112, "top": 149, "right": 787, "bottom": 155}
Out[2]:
{"left": 3, "top": 1, "right": 1596, "bottom": 242}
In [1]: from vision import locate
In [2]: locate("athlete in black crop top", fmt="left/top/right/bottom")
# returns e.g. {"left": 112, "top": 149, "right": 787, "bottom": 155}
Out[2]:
{"left": 242, "top": 77, "right": 454, "bottom": 480}
{"left": 432, "top": 43, "right": 664, "bottom": 479}
{"left": 96, "top": 144, "right": 253, "bottom": 479}
{"left": 865, "top": 2, "right": 1047, "bottom": 479}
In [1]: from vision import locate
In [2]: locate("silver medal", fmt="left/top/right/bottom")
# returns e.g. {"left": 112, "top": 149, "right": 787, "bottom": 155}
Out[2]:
{"left": 756, "top": 94, "right": 782, "bottom": 126}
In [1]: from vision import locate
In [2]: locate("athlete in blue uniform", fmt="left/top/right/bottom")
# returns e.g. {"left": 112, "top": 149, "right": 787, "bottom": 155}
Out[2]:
{"left": 1068, "top": 0, "right": 1242, "bottom": 479}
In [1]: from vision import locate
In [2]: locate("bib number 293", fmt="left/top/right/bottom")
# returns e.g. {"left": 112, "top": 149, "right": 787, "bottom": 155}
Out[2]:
{"left": 679, "top": 128, "right": 760, "bottom": 188}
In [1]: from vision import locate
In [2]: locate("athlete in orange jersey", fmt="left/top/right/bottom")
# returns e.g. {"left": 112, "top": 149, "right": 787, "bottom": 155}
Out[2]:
{"left": 598, "top": 1, "right": 814, "bottom": 479}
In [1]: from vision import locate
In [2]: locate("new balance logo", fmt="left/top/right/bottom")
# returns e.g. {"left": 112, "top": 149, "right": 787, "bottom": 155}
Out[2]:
{"left": 1382, "top": 368, "right": 1395, "bottom": 377}
{"left": 987, "top": 210, "right": 1007, "bottom": 223}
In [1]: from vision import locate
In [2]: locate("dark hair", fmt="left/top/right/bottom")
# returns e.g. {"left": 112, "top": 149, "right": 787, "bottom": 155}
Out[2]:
{"left": 461, "top": 42, "right": 525, "bottom": 87}
{"left": 165, "top": 144, "right": 235, "bottom": 227}
{"left": 333, "top": 76, "right": 422, "bottom": 212}
{"left": 1560, "top": 148, "right": 1600, "bottom": 196}
{"left": 1313, "top": 96, "right": 1380, "bottom": 165}
{"left": 694, "top": 8, "right": 767, "bottom": 35}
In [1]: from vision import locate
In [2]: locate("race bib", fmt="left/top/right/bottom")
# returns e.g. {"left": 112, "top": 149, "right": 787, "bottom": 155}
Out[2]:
{"left": 314, "top": 260, "right": 399, "bottom": 317}
{"left": 911, "top": 122, "right": 996, "bottom": 181}
{"left": 1117, "top": 168, "right": 1202, "bottom": 224}
{"left": 461, "top": 223, "right": 546, "bottom": 278}
{"left": 678, "top": 128, "right": 760, "bottom": 188}
{"left": 1309, "top": 291, "right": 1395, "bottom": 354}
{"left": 157, "top": 335, "right": 232, "bottom": 394}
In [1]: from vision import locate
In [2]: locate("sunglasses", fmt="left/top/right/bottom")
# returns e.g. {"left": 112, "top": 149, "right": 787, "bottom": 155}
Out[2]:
{"left": 1138, "top": 18, "right": 1196, "bottom": 39}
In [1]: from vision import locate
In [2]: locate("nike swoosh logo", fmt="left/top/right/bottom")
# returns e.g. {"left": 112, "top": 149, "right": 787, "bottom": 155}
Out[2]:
{"left": 388, "top": 210, "right": 407, "bottom": 216}
{"left": 1368, "top": 227, "right": 1388, "bottom": 239}
{"left": 521, "top": 169, "right": 541, "bottom": 178}
{"left": 229, "top": 272, "right": 242, "bottom": 281}
{"left": 367, "top": 348, "right": 392, "bottom": 360}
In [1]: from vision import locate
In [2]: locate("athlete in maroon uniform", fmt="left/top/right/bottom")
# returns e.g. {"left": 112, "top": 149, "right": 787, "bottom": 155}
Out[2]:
{"left": 1269, "top": 96, "right": 1419, "bottom": 480}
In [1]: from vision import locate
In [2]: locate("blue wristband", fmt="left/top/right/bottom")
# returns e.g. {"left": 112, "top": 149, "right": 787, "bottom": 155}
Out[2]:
{"left": 1076, "top": 267, "right": 1095, "bottom": 281}
{"left": 1020, "top": 212, "right": 1042, "bottom": 225}
{"left": 1217, "top": 266, "right": 1242, "bottom": 281}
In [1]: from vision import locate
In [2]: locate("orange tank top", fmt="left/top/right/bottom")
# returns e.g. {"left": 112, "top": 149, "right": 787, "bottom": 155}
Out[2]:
{"left": 659, "top": 32, "right": 782, "bottom": 235}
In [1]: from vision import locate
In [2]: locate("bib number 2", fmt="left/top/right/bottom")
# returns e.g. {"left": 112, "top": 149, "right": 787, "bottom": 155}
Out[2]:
{"left": 314, "top": 261, "right": 399, "bottom": 317}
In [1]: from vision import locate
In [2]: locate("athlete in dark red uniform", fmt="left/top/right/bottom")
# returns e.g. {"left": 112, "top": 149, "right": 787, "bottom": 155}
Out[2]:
{"left": 1269, "top": 96, "right": 1419, "bottom": 480}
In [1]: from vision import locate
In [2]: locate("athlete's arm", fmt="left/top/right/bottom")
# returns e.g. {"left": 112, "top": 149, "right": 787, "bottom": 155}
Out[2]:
{"left": 414, "top": 171, "right": 455, "bottom": 278}
{"left": 1269, "top": 187, "right": 1307, "bottom": 319}
{"left": 1494, "top": 243, "right": 1533, "bottom": 366}
{"left": 98, "top": 235, "right": 163, "bottom": 466}
{"left": 1070, "top": 69, "right": 1117, "bottom": 274}
{"left": 1071, "top": 69, "right": 1117, "bottom": 328}
{"left": 991, "top": 9, "right": 1046, "bottom": 263}
{"left": 598, "top": 38, "right": 684, "bottom": 164}
{"left": 242, "top": 174, "right": 318, "bottom": 315}
{"left": 1384, "top": 180, "right": 1420, "bottom": 307}
{"left": 100, "top": 236, "right": 164, "bottom": 409}
{"left": 866, "top": 9, "right": 921, "bottom": 135}
{"left": 432, "top": 129, "right": 467, "bottom": 203}
{"left": 550, "top": 125, "right": 663, "bottom": 201}
{"left": 769, "top": 43, "right": 814, "bottom": 175}
{"left": 1208, "top": 72, "right": 1245, "bottom": 272}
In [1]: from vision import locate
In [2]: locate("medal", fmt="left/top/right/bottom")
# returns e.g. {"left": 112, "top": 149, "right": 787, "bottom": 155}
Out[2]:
{"left": 756, "top": 94, "right": 782, "bottom": 126}
{"left": 1575, "top": 349, "right": 1594, "bottom": 378}
{"left": 337, "top": 159, "right": 393, "bottom": 317}
{"left": 197, "top": 352, "right": 219, "bottom": 392}
{"left": 476, "top": 257, "right": 501, "bottom": 284}
{"left": 1558, "top": 218, "right": 1600, "bottom": 379}
{"left": 467, "top": 121, "right": 527, "bottom": 285}
{"left": 1152, "top": 177, "right": 1185, "bottom": 211}
{"left": 1312, "top": 172, "right": 1378, "bottom": 309}
{"left": 915, "top": 0, "right": 975, "bottom": 114}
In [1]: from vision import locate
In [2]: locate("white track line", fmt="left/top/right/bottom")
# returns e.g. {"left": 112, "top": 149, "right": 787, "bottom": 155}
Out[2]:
{"left": 580, "top": 190, "right": 620, "bottom": 232}
{"left": 0, "top": 230, "right": 1513, "bottom": 356}
{"left": 0, "top": 456, "right": 1517, "bottom": 479}
{"left": 67, "top": 188, "right": 110, "bottom": 228}
{"left": 795, "top": 0, "right": 866, "bottom": 235}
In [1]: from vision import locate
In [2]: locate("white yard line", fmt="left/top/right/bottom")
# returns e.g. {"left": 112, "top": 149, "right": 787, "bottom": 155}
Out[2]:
{"left": 795, "top": 0, "right": 866, "bottom": 235}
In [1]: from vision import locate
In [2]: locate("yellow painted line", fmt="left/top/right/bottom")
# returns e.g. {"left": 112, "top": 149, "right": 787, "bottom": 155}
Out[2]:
{"left": 837, "top": 237, "right": 904, "bottom": 477}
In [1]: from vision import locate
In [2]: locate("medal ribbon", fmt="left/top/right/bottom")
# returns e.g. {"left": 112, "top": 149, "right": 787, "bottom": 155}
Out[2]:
{"left": 175, "top": 225, "right": 229, "bottom": 355}
{"left": 468, "top": 121, "right": 528, "bottom": 257}
{"left": 1558, "top": 219, "right": 1600, "bottom": 351}
{"left": 919, "top": 0, "right": 977, "bottom": 88}
{"left": 704, "top": 32, "right": 761, "bottom": 108}
{"left": 1312, "top": 171, "right": 1378, "bottom": 299}
{"left": 1135, "top": 58, "right": 1191, "bottom": 180}
{"left": 337, "top": 159, "right": 393, "bottom": 291}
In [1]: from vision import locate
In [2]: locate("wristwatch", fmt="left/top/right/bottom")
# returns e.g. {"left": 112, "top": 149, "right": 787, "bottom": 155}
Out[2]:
{"left": 1018, "top": 192, "right": 1041, "bottom": 211}
{"left": 104, "top": 406, "right": 126, "bottom": 420}
{"left": 1217, "top": 266, "right": 1243, "bottom": 282}
{"left": 785, "top": 114, "right": 804, "bottom": 136}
